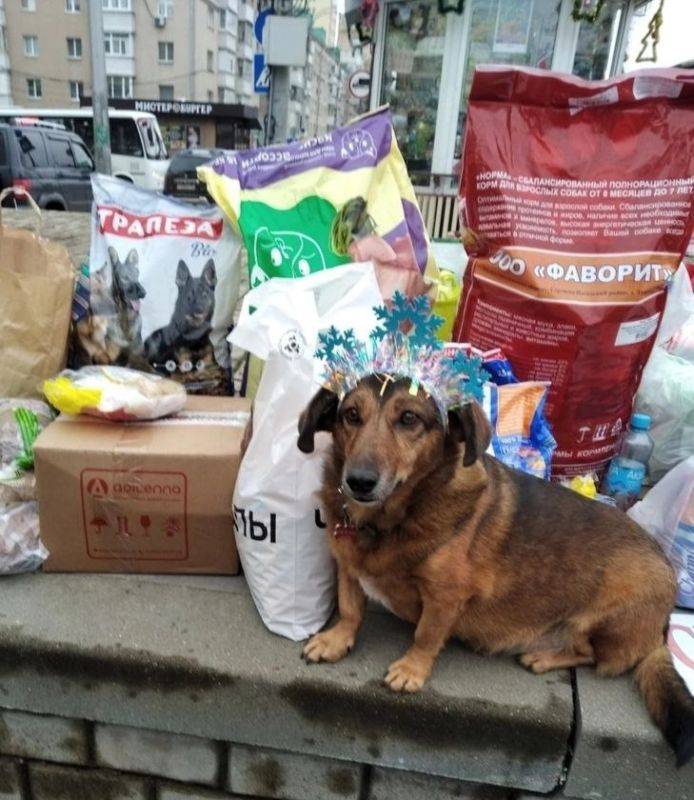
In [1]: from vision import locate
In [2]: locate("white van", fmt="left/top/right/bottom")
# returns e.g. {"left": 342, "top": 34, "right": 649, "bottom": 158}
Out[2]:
{"left": 0, "top": 108, "right": 169, "bottom": 191}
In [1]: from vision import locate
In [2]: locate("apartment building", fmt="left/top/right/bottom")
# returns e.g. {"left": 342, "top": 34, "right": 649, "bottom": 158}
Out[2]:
{"left": 2, "top": 0, "right": 258, "bottom": 108}
{"left": 286, "top": 28, "right": 348, "bottom": 140}
{"left": 0, "top": 2, "right": 12, "bottom": 105}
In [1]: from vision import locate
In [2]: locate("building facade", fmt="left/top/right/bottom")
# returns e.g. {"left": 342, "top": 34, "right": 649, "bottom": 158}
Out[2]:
{"left": 369, "top": 0, "right": 671, "bottom": 185}
{"left": 1, "top": 0, "right": 259, "bottom": 113}
{"left": 283, "top": 25, "right": 361, "bottom": 141}
{"left": 0, "top": 2, "right": 12, "bottom": 105}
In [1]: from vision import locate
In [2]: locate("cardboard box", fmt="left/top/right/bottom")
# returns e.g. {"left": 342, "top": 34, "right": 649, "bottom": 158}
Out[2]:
{"left": 34, "top": 396, "right": 250, "bottom": 574}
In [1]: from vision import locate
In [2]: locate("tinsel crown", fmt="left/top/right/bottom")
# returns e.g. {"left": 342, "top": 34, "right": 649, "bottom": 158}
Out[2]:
{"left": 315, "top": 292, "right": 488, "bottom": 420}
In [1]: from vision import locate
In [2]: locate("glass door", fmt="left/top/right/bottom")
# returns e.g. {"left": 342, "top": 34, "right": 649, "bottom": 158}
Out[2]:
{"left": 452, "top": 0, "right": 561, "bottom": 172}
{"left": 379, "top": 0, "right": 447, "bottom": 185}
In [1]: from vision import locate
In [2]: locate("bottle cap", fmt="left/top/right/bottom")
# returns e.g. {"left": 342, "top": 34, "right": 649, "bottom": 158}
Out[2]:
{"left": 630, "top": 413, "right": 651, "bottom": 431}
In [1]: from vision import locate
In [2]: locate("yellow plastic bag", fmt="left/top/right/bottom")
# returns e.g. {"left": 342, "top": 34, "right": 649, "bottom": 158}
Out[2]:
{"left": 432, "top": 269, "right": 461, "bottom": 341}
{"left": 43, "top": 376, "right": 101, "bottom": 416}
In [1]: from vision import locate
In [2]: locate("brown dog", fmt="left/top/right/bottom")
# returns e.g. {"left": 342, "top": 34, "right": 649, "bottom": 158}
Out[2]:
{"left": 297, "top": 375, "right": 694, "bottom": 766}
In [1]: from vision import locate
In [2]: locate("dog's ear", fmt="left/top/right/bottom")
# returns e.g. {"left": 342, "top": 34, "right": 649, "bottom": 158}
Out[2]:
{"left": 297, "top": 388, "right": 339, "bottom": 454}
{"left": 107, "top": 246, "right": 119, "bottom": 267}
{"left": 176, "top": 261, "right": 191, "bottom": 286}
{"left": 201, "top": 259, "right": 217, "bottom": 288}
{"left": 447, "top": 401, "right": 492, "bottom": 467}
{"left": 125, "top": 249, "right": 138, "bottom": 268}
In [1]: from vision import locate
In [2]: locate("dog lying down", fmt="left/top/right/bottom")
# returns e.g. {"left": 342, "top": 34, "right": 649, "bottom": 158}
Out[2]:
{"left": 297, "top": 375, "right": 694, "bottom": 766}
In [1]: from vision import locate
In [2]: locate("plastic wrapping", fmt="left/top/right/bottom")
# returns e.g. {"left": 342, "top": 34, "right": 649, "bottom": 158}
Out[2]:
{"left": 0, "top": 502, "right": 46, "bottom": 574}
{"left": 629, "top": 457, "right": 694, "bottom": 609}
{"left": 636, "top": 265, "right": 694, "bottom": 482}
{"left": 43, "top": 366, "right": 186, "bottom": 421}
{"left": 445, "top": 344, "right": 556, "bottom": 479}
{"left": 0, "top": 399, "right": 53, "bottom": 504}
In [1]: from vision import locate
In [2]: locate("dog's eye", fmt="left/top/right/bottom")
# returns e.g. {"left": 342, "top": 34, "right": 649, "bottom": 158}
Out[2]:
{"left": 399, "top": 411, "right": 419, "bottom": 427}
{"left": 343, "top": 407, "right": 361, "bottom": 426}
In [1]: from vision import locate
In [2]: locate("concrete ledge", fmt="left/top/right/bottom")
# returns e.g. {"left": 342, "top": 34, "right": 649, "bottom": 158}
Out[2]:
{"left": 0, "top": 573, "right": 573, "bottom": 794}
{"left": 563, "top": 667, "right": 694, "bottom": 800}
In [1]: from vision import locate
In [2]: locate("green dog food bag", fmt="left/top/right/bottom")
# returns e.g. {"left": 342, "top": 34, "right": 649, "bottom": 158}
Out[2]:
{"left": 198, "top": 108, "right": 437, "bottom": 300}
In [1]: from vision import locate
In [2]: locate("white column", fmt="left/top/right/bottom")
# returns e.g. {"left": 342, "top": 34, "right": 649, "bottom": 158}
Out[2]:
{"left": 368, "top": 1, "right": 387, "bottom": 111}
{"left": 551, "top": 0, "right": 581, "bottom": 73}
{"left": 431, "top": 5, "right": 472, "bottom": 178}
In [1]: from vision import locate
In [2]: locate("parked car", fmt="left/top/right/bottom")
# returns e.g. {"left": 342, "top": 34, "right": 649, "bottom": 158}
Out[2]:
{"left": 0, "top": 120, "right": 94, "bottom": 212}
{"left": 163, "top": 148, "right": 224, "bottom": 202}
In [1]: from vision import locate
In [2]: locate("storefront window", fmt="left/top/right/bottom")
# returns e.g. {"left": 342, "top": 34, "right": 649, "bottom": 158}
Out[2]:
{"left": 573, "top": 1, "right": 629, "bottom": 80}
{"left": 453, "top": 0, "right": 560, "bottom": 171}
{"left": 380, "top": 1, "right": 446, "bottom": 185}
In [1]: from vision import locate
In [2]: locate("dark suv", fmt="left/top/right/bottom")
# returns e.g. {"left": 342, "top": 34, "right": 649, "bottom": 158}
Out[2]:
{"left": 0, "top": 121, "right": 94, "bottom": 211}
{"left": 164, "top": 148, "right": 223, "bottom": 202}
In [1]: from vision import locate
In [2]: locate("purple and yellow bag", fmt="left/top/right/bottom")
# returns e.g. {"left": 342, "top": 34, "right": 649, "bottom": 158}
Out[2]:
{"left": 198, "top": 108, "right": 437, "bottom": 300}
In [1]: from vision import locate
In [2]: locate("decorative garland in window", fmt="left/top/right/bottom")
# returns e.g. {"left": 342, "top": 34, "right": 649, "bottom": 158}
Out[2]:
{"left": 636, "top": 0, "right": 665, "bottom": 62}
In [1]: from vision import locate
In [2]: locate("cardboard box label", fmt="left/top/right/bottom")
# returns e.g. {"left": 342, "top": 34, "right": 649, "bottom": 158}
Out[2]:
{"left": 80, "top": 469, "right": 188, "bottom": 560}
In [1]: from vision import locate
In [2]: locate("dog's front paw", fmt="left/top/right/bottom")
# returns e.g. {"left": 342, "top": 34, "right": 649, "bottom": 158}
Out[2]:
{"left": 302, "top": 628, "right": 354, "bottom": 664}
{"left": 385, "top": 653, "right": 432, "bottom": 693}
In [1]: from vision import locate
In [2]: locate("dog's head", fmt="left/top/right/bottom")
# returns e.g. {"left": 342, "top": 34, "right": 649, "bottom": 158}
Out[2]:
{"left": 298, "top": 375, "right": 491, "bottom": 506}
{"left": 108, "top": 247, "right": 146, "bottom": 311}
{"left": 175, "top": 259, "right": 217, "bottom": 330}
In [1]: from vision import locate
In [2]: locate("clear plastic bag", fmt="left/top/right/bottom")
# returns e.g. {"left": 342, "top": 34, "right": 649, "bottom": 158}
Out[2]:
{"left": 629, "top": 457, "right": 694, "bottom": 609}
{"left": 0, "top": 502, "right": 47, "bottom": 574}
{"left": 636, "top": 265, "right": 694, "bottom": 482}
{"left": 0, "top": 399, "right": 53, "bottom": 503}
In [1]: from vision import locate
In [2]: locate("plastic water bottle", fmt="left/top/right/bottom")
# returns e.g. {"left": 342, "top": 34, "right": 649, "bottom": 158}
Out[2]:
{"left": 603, "top": 413, "right": 654, "bottom": 511}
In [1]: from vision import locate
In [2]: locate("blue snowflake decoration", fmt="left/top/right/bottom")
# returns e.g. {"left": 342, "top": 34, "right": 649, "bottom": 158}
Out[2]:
{"left": 315, "top": 294, "right": 490, "bottom": 422}
{"left": 441, "top": 349, "right": 488, "bottom": 404}
{"left": 371, "top": 292, "right": 445, "bottom": 350}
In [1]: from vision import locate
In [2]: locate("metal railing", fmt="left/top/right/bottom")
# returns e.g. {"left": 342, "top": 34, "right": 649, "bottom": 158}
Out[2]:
{"left": 414, "top": 188, "right": 461, "bottom": 241}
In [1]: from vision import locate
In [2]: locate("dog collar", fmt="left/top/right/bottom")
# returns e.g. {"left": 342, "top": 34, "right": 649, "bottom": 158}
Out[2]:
{"left": 333, "top": 501, "right": 380, "bottom": 544}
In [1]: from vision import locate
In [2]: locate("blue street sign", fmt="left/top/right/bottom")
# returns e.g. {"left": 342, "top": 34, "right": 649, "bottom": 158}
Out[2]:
{"left": 254, "top": 53, "right": 270, "bottom": 94}
{"left": 254, "top": 9, "right": 273, "bottom": 45}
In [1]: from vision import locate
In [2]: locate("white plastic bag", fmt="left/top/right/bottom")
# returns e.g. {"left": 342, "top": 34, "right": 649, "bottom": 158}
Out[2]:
{"left": 629, "top": 457, "right": 694, "bottom": 609}
{"left": 229, "top": 262, "right": 382, "bottom": 640}
{"left": 636, "top": 265, "right": 694, "bottom": 481}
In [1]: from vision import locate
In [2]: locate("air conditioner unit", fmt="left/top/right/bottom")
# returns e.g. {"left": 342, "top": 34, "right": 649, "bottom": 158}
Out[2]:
{"left": 154, "top": 16, "right": 166, "bottom": 28}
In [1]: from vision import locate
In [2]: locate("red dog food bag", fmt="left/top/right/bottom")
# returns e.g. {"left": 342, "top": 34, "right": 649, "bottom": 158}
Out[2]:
{"left": 453, "top": 67, "right": 694, "bottom": 478}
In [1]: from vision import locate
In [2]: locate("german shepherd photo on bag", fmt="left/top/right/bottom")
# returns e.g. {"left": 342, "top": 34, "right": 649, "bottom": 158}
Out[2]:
{"left": 144, "top": 259, "right": 219, "bottom": 382}
{"left": 298, "top": 377, "right": 694, "bottom": 766}
{"left": 76, "top": 174, "right": 243, "bottom": 393}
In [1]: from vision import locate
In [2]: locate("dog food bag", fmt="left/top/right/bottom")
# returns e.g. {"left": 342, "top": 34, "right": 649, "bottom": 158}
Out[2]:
{"left": 229, "top": 262, "right": 382, "bottom": 641}
{"left": 453, "top": 67, "right": 694, "bottom": 478}
{"left": 43, "top": 366, "right": 186, "bottom": 421}
{"left": 79, "top": 175, "right": 242, "bottom": 394}
{"left": 198, "top": 108, "right": 437, "bottom": 300}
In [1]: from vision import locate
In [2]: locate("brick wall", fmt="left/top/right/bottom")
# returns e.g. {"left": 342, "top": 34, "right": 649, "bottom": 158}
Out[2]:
{"left": 0, "top": 708, "right": 541, "bottom": 800}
